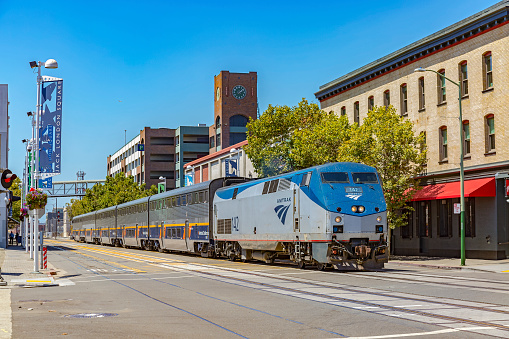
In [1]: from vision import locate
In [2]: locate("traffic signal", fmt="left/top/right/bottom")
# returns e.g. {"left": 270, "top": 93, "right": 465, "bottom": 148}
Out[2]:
{"left": 57, "top": 211, "right": 61, "bottom": 221}
{"left": 1, "top": 169, "right": 17, "bottom": 189}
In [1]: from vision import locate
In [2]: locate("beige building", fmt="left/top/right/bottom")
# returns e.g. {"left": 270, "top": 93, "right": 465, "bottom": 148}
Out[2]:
{"left": 316, "top": 1, "right": 509, "bottom": 259}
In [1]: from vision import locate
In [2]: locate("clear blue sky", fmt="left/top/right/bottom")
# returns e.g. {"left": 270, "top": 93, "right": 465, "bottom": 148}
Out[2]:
{"left": 1, "top": 0, "right": 499, "bottom": 190}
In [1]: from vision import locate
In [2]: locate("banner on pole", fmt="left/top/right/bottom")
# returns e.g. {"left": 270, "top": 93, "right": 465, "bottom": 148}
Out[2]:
{"left": 225, "top": 158, "right": 238, "bottom": 177}
{"left": 39, "top": 77, "right": 63, "bottom": 176}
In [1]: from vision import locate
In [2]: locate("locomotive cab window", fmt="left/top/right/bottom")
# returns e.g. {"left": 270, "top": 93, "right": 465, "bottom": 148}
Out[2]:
{"left": 352, "top": 172, "right": 379, "bottom": 184}
{"left": 321, "top": 172, "right": 349, "bottom": 183}
{"left": 301, "top": 172, "right": 312, "bottom": 186}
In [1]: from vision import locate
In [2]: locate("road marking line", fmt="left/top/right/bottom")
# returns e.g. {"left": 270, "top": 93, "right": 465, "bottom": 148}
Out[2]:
{"left": 344, "top": 326, "right": 494, "bottom": 338}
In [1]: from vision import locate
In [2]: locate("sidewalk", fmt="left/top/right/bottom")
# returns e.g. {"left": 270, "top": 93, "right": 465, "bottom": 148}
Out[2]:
{"left": 387, "top": 255, "right": 509, "bottom": 273}
{"left": 0, "top": 245, "right": 60, "bottom": 287}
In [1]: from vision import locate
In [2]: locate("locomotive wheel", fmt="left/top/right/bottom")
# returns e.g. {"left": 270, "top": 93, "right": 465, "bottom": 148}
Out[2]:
{"left": 298, "top": 261, "right": 305, "bottom": 269}
{"left": 316, "top": 262, "right": 326, "bottom": 271}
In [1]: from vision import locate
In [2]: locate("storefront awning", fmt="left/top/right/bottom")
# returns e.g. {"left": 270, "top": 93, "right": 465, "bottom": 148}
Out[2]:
{"left": 411, "top": 177, "right": 495, "bottom": 201}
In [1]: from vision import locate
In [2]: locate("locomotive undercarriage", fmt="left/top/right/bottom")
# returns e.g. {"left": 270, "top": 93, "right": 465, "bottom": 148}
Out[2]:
{"left": 213, "top": 239, "right": 388, "bottom": 270}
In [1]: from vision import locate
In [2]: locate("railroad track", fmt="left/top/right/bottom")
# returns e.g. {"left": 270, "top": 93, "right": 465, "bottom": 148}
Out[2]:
{"left": 51, "top": 240, "right": 509, "bottom": 338}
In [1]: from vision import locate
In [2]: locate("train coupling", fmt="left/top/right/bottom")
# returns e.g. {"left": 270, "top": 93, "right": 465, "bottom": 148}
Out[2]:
{"left": 354, "top": 245, "right": 371, "bottom": 259}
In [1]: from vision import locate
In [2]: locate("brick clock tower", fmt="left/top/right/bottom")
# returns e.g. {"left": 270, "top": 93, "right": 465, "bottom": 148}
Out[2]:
{"left": 210, "top": 71, "right": 257, "bottom": 153}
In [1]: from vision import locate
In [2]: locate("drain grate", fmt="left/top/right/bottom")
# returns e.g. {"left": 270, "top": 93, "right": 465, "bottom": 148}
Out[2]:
{"left": 65, "top": 313, "right": 118, "bottom": 318}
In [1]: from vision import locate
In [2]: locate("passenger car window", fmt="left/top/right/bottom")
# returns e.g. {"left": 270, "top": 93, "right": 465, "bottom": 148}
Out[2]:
{"left": 320, "top": 172, "right": 349, "bottom": 183}
{"left": 352, "top": 172, "right": 379, "bottom": 184}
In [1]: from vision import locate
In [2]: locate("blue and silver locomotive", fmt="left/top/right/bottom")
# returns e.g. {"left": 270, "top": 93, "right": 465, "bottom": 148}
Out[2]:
{"left": 71, "top": 162, "right": 388, "bottom": 270}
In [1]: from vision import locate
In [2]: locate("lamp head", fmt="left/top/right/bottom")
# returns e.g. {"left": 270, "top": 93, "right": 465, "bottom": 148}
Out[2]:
{"left": 230, "top": 148, "right": 237, "bottom": 153}
{"left": 22, "top": 139, "right": 27, "bottom": 143}
{"left": 44, "top": 59, "right": 58, "bottom": 69}
{"left": 414, "top": 67, "right": 426, "bottom": 73}
{"left": 27, "top": 111, "right": 33, "bottom": 117}
{"left": 159, "top": 176, "right": 165, "bottom": 180}
{"left": 29, "top": 61, "right": 38, "bottom": 68}
{"left": 27, "top": 144, "right": 32, "bottom": 152}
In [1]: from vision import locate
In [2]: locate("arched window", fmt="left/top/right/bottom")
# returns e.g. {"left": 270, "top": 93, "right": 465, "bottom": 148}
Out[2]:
{"left": 437, "top": 69, "right": 446, "bottom": 104}
{"left": 229, "top": 115, "right": 249, "bottom": 145}
{"left": 485, "top": 114, "right": 495, "bottom": 152}
{"left": 215, "top": 116, "right": 221, "bottom": 129}
{"left": 439, "top": 126, "right": 448, "bottom": 161}
{"left": 459, "top": 61, "right": 468, "bottom": 96}
{"left": 368, "top": 96, "right": 374, "bottom": 111}
{"left": 229, "top": 115, "right": 248, "bottom": 127}
{"left": 462, "top": 120, "right": 470, "bottom": 156}
{"left": 483, "top": 52, "right": 493, "bottom": 90}
{"left": 400, "top": 83, "right": 407, "bottom": 116}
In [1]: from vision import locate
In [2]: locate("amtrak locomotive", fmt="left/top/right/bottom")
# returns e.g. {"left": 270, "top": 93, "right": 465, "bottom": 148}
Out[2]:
{"left": 71, "top": 162, "right": 388, "bottom": 270}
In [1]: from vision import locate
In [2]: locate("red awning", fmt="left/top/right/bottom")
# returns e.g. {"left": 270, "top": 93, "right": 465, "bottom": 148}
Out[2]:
{"left": 411, "top": 177, "right": 495, "bottom": 201}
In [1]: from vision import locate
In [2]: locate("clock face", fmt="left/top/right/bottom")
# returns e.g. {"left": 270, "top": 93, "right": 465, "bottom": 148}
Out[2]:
{"left": 216, "top": 87, "right": 220, "bottom": 101}
{"left": 232, "top": 85, "right": 246, "bottom": 100}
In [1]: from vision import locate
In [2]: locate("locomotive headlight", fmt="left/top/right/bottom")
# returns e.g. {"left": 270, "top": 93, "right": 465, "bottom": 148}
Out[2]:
{"left": 351, "top": 206, "right": 358, "bottom": 212}
{"left": 335, "top": 216, "right": 342, "bottom": 223}
{"left": 358, "top": 206, "right": 365, "bottom": 213}
{"left": 376, "top": 216, "right": 382, "bottom": 222}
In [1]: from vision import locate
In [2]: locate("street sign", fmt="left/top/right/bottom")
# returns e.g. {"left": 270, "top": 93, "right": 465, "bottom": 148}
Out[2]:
{"left": 453, "top": 203, "right": 461, "bottom": 214}
{"left": 137, "top": 144, "right": 145, "bottom": 151}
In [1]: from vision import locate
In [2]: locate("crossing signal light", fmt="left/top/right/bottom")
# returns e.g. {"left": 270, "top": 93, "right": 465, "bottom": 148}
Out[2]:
{"left": 1, "top": 169, "right": 17, "bottom": 189}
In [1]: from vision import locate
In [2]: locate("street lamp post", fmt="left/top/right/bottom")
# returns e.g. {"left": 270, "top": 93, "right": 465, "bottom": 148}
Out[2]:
{"left": 158, "top": 176, "right": 167, "bottom": 193}
{"left": 414, "top": 67, "right": 465, "bottom": 266}
{"left": 29, "top": 59, "right": 58, "bottom": 273}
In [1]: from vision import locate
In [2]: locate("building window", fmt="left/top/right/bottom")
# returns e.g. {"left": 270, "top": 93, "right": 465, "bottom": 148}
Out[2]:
{"left": 175, "top": 136, "right": 179, "bottom": 146}
{"left": 209, "top": 136, "right": 215, "bottom": 148}
{"left": 215, "top": 116, "right": 221, "bottom": 128}
{"left": 463, "top": 121, "right": 470, "bottom": 156}
{"left": 439, "top": 126, "right": 447, "bottom": 161}
{"left": 459, "top": 61, "right": 468, "bottom": 96}
{"left": 464, "top": 198, "right": 475, "bottom": 237}
{"left": 418, "top": 201, "right": 431, "bottom": 238}
{"left": 229, "top": 115, "right": 248, "bottom": 127}
{"left": 401, "top": 203, "right": 414, "bottom": 239}
{"left": 368, "top": 96, "right": 374, "bottom": 111}
{"left": 383, "top": 90, "right": 390, "bottom": 107}
{"left": 216, "top": 133, "right": 221, "bottom": 147}
{"left": 353, "top": 101, "right": 359, "bottom": 124}
{"left": 483, "top": 52, "right": 493, "bottom": 90}
{"left": 437, "top": 199, "right": 452, "bottom": 237}
{"left": 400, "top": 84, "right": 407, "bottom": 116}
{"left": 418, "top": 77, "right": 425, "bottom": 110}
{"left": 437, "top": 69, "right": 446, "bottom": 104}
{"left": 485, "top": 114, "right": 495, "bottom": 152}
{"left": 340, "top": 106, "right": 346, "bottom": 116}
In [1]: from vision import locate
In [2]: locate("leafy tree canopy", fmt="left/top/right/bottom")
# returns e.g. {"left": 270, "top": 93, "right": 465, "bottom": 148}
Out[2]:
{"left": 245, "top": 99, "right": 345, "bottom": 177}
{"left": 337, "top": 105, "right": 426, "bottom": 229}
{"left": 9, "top": 177, "right": 22, "bottom": 224}
{"left": 66, "top": 174, "right": 157, "bottom": 219}
{"left": 246, "top": 100, "right": 426, "bottom": 229}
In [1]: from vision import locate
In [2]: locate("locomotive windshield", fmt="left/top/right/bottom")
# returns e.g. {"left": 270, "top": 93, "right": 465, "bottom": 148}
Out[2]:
{"left": 352, "top": 172, "right": 379, "bottom": 184}
{"left": 320, "top": 172, "right": 349, "bottom": 183}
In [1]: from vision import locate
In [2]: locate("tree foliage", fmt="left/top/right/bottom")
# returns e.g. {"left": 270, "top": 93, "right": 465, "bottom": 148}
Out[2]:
{"left": 245, "top": 99, "right": 344, "bottom": 177}
{"left": 9, "top": 177, "right": 22, "bottom": 223}
{"left": 66, "top": 174, "right": 157, "bottom": 219}
{"left": 246, "top": 100, "right": 426, "bottom": 230}
{"left": 337, "top": 105, "right": 426, "bottom": 229}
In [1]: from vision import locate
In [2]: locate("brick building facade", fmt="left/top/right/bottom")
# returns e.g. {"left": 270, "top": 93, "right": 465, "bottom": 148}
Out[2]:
{"left": 316, "top": 1, "right": 509, "bottom": 259}
{"left": 209, "top": 71, "right": 257, "bottom": 153}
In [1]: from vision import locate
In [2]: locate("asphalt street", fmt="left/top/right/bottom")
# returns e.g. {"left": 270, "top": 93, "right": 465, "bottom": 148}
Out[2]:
{"left": 8, "top": 239, "right": 509, "bottom": 338}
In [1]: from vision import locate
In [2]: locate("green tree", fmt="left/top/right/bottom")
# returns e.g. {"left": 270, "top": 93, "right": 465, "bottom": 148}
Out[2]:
{"left": 245, "top": 99, "right": 341, "bottom": 177}
{"left": 337, "top": 105, "right": 427, "bottom": 229}
{"left": 66, "top": 174, "right": 157, "bottom": 219}
{"left": 9, "top": 177, "right": 23, "bottom": 223}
